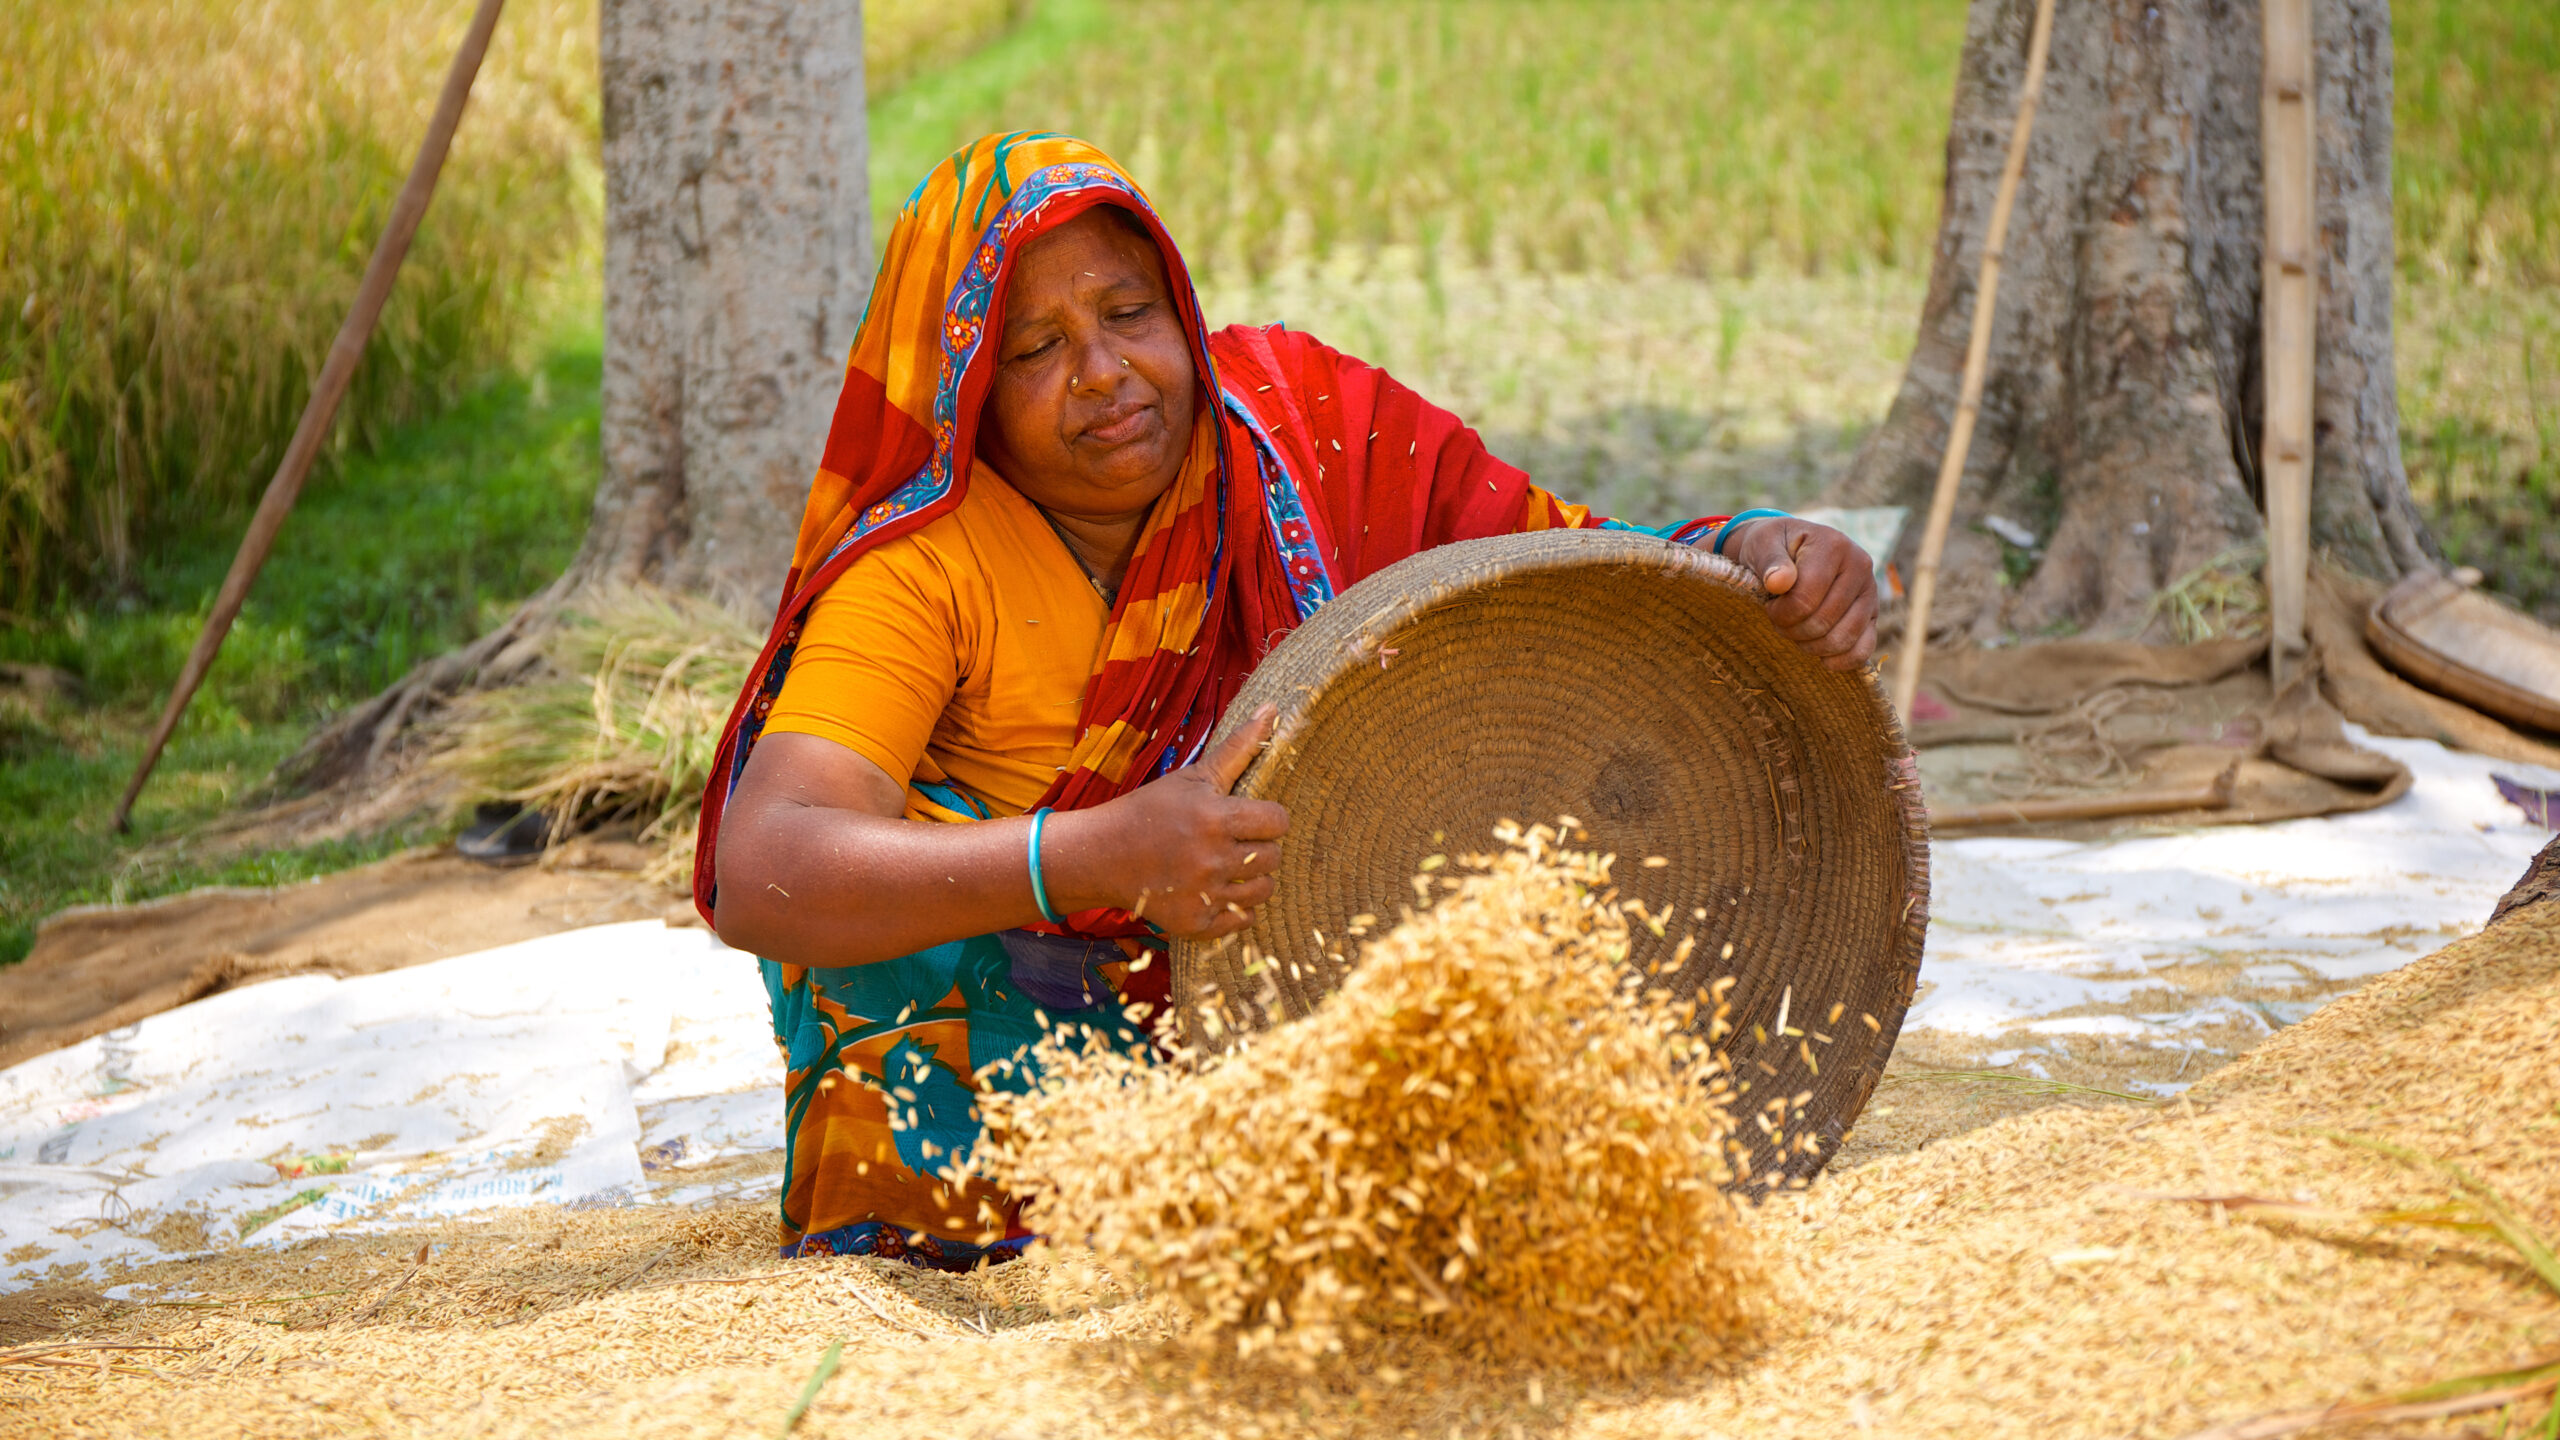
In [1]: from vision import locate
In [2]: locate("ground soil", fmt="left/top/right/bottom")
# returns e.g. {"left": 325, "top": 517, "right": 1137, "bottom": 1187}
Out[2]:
{"left": 0, "top": 845, "right": 689, "bottom": 1072}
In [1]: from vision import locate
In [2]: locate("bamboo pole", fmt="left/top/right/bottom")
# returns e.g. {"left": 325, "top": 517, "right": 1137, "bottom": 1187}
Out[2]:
{"left": 112, "top": 0, "right": 510, "bottom": 833}
{"left": 1889, "top": 0, "right": 2059, "bottom": 725}
{"left": 2261, "top": 0, "right": 2318, "bottom": 688}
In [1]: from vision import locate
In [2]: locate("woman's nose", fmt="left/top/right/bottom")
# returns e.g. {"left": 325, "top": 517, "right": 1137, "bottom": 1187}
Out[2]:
{"left": 1066, "top": 331, "right": 1126, "bottom": 395}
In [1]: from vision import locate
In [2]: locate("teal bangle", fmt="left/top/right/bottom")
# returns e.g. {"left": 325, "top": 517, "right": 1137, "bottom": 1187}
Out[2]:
{"left": 1026, "top": 808, "right": 1060, "bottom": 923}
{"left": 1712, "top": 508, "right": 1791, "bottom": 555}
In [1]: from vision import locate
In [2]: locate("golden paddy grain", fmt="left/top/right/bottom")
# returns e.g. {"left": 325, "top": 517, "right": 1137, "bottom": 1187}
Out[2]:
{"left": 967, "top": 825, "right": 1767, "bottom": 1374}
{"left": 2, "top": 849, "right": 2554, "bottom": 1439}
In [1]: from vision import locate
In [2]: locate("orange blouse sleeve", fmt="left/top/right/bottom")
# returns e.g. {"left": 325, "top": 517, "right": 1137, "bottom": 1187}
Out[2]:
{"left": 762, "top": 541, "right": 964, "bottom": 787}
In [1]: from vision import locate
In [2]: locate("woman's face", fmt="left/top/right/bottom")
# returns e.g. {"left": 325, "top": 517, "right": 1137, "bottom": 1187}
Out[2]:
{"left": 976, "top": 208, "right": 1198, "bottom": 521}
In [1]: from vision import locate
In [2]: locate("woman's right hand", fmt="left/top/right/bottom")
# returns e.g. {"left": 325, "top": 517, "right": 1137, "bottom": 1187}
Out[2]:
{"left": 1046, "top": 704, "right": 1290, "bottom": 938}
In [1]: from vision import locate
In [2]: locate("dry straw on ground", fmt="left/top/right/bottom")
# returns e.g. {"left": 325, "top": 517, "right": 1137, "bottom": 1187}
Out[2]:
{"left": 964, "top": 824, "right": 1768, "bottom": 1373}
{"left": 442, "top": 586, "right": 753, "bottom": 882}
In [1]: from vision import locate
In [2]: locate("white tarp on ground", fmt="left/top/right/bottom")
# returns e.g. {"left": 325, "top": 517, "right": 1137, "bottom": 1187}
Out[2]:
{"left": 1912, "top": 728, "right": 2558, "bottom": 1049}
{"left": 2, "top": 725, "right": 2551, "bottom": 1290}
{"left": 0, "top": 923, "right": 781, "bottom": 1290}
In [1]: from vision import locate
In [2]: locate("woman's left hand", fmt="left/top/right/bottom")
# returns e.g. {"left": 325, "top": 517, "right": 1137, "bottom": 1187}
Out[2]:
{"left": 1723, "top": 517, "right": 1880, "bottom": 672}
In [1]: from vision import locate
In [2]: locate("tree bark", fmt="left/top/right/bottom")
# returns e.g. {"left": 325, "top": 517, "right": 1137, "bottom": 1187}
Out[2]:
{"left": 583, "top": 0, "right": 872, "bottom": 617}
{"left": 1835, "top": 0, "right": 2435, "bottom": 642}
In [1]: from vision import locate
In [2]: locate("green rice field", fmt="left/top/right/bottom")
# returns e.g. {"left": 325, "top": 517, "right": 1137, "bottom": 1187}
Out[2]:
{"left": 872, "top": 0, "right": 1970, "bottom": 279}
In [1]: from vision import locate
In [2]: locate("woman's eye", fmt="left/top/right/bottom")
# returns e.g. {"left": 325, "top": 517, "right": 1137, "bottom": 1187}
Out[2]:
{"left": 1110, "top": 304, "right": 1150, "bottom": 323}
{"left": 1014, "top": 338, "right": 1058, "bottom": 363}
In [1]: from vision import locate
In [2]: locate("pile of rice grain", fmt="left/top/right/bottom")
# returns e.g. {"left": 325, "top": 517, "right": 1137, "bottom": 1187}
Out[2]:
{"left": 967, "top": 823, "right": 1770, "bottom": 1374}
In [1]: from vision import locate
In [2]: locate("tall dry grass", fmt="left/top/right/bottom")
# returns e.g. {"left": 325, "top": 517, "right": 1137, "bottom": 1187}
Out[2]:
{"left": 0, "top": 0, "right": 1022, "bottom": 616}
{"left": 1, "top": 0, "right": 604, "bottom": 610}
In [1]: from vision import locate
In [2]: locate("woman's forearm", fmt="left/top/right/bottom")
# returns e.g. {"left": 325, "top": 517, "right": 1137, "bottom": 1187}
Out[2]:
{"left": 709, "top": 731, "right": 1112, "bottom": 965}
{"left": 712, "top": 721, "right": 1284, "bottom": 968}
{"left": 714, "top": 800, "right": 1057, "bottom": 965}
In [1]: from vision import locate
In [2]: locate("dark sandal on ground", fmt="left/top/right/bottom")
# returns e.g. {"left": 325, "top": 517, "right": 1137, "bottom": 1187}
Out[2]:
{"left": 456, "top": 801, "right": 550, "bottom": 866}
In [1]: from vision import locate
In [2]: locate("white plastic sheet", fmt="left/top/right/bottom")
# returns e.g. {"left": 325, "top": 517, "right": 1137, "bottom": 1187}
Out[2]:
{"left": 0, "top": 923, "right": 778, "bottom": 1288}
{"left": 1913, "top": 727, "right": 2556, "bottom": 1040}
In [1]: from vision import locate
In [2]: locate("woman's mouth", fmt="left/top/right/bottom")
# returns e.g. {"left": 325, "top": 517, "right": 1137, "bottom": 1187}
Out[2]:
{"left": 1082, "top": 402, "right": 1153, "bottom": 447}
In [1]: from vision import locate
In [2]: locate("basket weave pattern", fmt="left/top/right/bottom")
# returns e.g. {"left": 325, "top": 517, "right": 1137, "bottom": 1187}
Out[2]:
{"left": 1171, "top": 530, "right": 1931, "bottom": 1185}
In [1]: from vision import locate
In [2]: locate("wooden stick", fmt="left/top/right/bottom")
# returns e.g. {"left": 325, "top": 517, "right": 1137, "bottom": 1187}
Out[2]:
{"left": 1889, "top": 0, "right": 2059, "bottom": 724}
{"left": 111, "top": 0, "right": 511, "bottom": 833}
{"left": 2261, "top": 0, "right": 2318, "bottom": 688}
{"left": 1929, "top": 764, "right": 2238, "bottom": 829}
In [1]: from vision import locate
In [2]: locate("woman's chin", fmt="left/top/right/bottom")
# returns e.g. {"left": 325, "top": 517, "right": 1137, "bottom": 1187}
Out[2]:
{"left": 1014, "top": 458, "right": 1180, "bottom": 519}
{"left": 1073, "top": 446, "right": 1180, "bottom": 498}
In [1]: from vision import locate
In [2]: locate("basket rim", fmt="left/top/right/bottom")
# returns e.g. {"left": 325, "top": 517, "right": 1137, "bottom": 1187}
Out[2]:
{"left": 1172, "top": 528, "right": 1935, "bottom": 1186}
{"left": 1208, "top": 529, "right": 1793, "bottom": 792}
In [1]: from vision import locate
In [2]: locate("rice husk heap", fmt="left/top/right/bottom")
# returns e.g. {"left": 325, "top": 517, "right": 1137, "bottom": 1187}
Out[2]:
{"left": 4, "top": 852, "right": 2556, "bottom": 1439}
{"left": 964, "top": 822, "right": 1768, "bottom": 1373}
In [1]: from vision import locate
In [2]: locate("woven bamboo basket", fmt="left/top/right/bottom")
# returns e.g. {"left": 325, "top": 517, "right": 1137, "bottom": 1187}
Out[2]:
{"left": 1171, "top": 529, "right": 1931, "bottom": 1185}
{"left": 2366, "top": 569, "right": 2560, "bottom": 734}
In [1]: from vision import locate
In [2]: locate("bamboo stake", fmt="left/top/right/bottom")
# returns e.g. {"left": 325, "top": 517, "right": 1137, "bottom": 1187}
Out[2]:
{"left": 2261, "top": 0, "right": 2318, "bottom": 688}
{"left": 1889, "top": 0, "right": 2059, "bottom": 725}
{"left": 111, "top": 0, "right": 511, "bottom": 833}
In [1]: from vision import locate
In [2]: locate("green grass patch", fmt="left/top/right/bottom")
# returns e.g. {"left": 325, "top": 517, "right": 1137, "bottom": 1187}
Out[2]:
{"left": 2395, "top": 0, "right": 2560, "bottom": 284}
{"left": 2397, "top": 280, "right": 2560, "bottom": 621}
{"left": 0, "top": 331, "right": 604, "bottom": 964}
{"left": 875, "top": 0, "right": 2559, "bottom": 287}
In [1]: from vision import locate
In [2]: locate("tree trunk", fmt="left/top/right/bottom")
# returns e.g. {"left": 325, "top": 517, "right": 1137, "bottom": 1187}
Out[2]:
{"left": 581, "top": 0, "right": 872, "bottom": 617}
{"left": 1834, "top": 0, "right": 2435, "bottom": 642}
{"left": 278, "top": 1, "right": 867, "bottom": 793}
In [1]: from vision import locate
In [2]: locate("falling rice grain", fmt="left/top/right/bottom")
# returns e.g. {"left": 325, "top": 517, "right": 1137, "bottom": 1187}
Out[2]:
{"left": 967, "top": 825, "right": 1767, "bottom": 1374}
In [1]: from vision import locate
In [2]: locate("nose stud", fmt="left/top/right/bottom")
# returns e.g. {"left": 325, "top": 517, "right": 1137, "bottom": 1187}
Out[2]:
{"left": 1120, "top": 357, "right": 1130, "bottom": 368}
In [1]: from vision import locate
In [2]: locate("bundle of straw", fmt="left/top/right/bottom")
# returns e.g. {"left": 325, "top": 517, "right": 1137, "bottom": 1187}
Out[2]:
{"left": 966, "top": 823, "right": 1770, "bottom": 1374}
{"left": 444, "top": 587, "right": 754, "bottom": 881}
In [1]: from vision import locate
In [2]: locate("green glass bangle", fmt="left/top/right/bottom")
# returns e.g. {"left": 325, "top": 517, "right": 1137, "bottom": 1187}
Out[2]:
{"left": 1026, "top": 808, "right": 1061, "bottom": 923}
{"left": 1712, "top": 508, "right": 1791, "bottom": 555}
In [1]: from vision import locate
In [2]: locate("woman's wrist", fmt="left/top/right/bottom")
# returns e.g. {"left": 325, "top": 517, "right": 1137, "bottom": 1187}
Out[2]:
{"left": 1710, "top": 508, "right": 1791, "bottom": 556}
{"left": 1028, "top": 804, "right": 1125, "bottom": 917}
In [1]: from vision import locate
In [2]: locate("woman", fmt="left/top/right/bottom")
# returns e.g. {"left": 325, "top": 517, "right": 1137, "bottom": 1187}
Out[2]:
{"left": 699, "top": 133, "right": 1877, "bottom": 1268}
